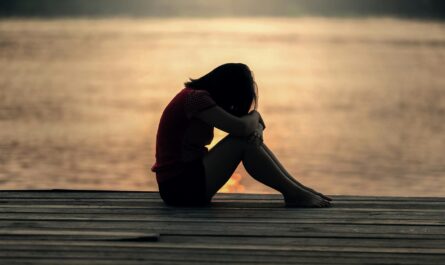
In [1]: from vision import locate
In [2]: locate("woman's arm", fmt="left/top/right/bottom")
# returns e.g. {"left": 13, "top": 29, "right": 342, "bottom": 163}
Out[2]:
{"left": 196, "top": 106, "right": 260, "bottom": 137}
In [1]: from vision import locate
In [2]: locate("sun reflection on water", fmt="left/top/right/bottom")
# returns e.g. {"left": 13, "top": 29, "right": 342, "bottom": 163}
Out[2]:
{"left": 1, "top": 18, "right": 445, "bottom": 196}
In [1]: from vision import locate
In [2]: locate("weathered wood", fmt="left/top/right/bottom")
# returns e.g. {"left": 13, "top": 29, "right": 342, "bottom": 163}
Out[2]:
{"left": 1, "top": 221, "right": 444, "bottom": 241}
{"left": 2, "top": 200, "right": 445, "bottom": 210}
{"left": 0, "top": 229, "right": 159, "bottom": 242}
{"left": 1, "top": 235, "right": 444, "bottom": 249}
{"left": 1, "top": 239, "right": 445, "bottom": 254}
{"left": 1, "top": 190, "right": 445, "bottom": 202}
{"left": 1, "top": 207, "right": 443, "bottom": 220}
{"left": 161, "top": 235, "right": 445, "bottom": 249}
{"left": 0, "top": 247, "right": 443, "bottom": 265}
{"left": 0, "top": 211, "right": 442, "bottom": 235}
{"left": 0, "top": 246, "right": 444, "bottom": 262}
{"left": 0, "top": 190, "right": 444, "bottom": 265}
{"left": 1, "top": 201, "right": 443, "bottom": 211}
{"left": 0, "top": 256, "right": 439, "bottom": 265}
{"left": 0, "top": 260, "right": 211, "bottom": 265}
{"left": 1, "top": 213, "right": 445, "bottom": 226}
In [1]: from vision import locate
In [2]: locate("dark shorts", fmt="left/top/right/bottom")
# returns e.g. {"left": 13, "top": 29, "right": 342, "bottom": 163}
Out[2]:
{"left": 157, "top": 158, "right": 211, "bottom": 207}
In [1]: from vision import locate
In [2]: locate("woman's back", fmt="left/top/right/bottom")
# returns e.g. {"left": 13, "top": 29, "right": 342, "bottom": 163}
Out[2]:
{"left": 151, "top": 88, "right": 216, "bottom": 183}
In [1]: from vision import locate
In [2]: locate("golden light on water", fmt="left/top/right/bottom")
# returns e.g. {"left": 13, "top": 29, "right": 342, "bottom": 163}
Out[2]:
{"left": 1, "top": 18, "right": 444, "bottom": 195}
{"left": 206, "top": 129, "right": 247, "bottom": 193}
{"left": 220, "top": 173, "right": 246, "bottom": 193}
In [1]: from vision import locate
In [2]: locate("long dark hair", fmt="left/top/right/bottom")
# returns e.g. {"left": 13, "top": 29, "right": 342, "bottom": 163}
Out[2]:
{"left": 184, "top": 63, "right": 258, "bottom": 117}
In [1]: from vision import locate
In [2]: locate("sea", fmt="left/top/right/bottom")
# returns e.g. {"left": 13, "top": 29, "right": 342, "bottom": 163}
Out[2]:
{"left": 1, "top": 17, "right": 444, "bottom": 196}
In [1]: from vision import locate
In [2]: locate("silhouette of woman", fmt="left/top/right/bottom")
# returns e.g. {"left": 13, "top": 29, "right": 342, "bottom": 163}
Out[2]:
{"left": 151, "top": 63, "right": 332, "bottom": 207}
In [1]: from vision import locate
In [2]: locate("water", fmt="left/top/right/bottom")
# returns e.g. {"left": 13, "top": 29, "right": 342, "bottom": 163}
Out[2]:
{"left": 1, "top": 18, "right": 444, "bottom": 196}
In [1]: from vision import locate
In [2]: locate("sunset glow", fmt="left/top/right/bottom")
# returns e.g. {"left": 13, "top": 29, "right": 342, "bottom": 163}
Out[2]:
{"left": 1, "top": 18, "right": 444, "bottom": 195}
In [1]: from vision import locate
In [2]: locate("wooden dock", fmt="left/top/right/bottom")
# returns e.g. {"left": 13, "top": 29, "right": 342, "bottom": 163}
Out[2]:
{"left": 0, "top": 190, "right": 444, "bottom": 264}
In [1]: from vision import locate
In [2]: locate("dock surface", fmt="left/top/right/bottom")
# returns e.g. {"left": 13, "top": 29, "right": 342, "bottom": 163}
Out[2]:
{"left": 0, "top": 190, "right": 444, "bottom": 264}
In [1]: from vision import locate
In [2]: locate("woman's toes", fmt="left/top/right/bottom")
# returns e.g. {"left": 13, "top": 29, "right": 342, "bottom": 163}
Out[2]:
{"left": 284, "top": 192, "right": 333, "bottom": 208}
{"left": 316, "top": 199, "right": 328, "bottom": 207}
{"left": 318, "top": 193, "right": 332, "bottom": 201}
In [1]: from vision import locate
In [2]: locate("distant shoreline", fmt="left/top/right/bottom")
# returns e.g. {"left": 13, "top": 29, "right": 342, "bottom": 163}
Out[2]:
{"left": 1, "top": 0, "right": 444, "bottom": 20}
{"left": 0, "top": 15, "right": 444, "bottom": 23}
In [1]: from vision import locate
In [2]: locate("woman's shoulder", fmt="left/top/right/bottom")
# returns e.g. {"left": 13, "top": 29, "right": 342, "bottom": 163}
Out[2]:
{"left": 183, "top": 88, "right": 217, "bottom": 118}
{"left": 183, "top": 87, "right": 211, "bottom": 96}
{"left": 167, "top": 88, "right": 199, "bottom": 104}
{"left": 183, "top": 88, "right": 214, "bottom": 104}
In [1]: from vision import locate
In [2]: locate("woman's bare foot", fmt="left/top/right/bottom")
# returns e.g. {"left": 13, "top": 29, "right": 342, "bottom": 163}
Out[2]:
{"left": 303, "top": 186, "right": 332, "bottom": 201}
{"left": 289, "top": 182, "right": 332, "bottom": 201}
{"left": 284, "top": 190, "right": 331, "bottom": 208}
{"left": 284, "top": 175, "right": 333, "bottom": 201}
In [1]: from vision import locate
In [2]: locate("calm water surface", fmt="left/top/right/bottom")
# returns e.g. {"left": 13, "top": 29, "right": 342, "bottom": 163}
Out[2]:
{"left": 1, "top": 18, "right": 444, "bottom": 196}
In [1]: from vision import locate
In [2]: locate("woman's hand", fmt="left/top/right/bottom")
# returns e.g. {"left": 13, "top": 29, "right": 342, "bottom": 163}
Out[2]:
{"left": 247, "top": 121, "right": 264, "bottom": 145}
{"left": 246, "top": 110, "right": 265, "bottom": 145}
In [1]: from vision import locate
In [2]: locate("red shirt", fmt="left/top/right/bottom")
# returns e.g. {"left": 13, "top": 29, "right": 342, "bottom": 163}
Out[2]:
{"left": 151, "top": 88, "right": 217, "bottom": 183}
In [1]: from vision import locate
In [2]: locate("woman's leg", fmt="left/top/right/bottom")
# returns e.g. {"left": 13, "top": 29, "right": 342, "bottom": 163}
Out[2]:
{"left": 202, "top": 135, "right": 246, "bottom": 198}
{"left": 203, "top": 134, "right": 330, "bottom": 207}
{"left": 261, "top": 144, "right": 332, "bottom": 201}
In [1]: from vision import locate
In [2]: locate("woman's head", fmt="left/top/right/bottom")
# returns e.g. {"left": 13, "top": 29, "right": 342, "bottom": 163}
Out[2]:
{"left": 184, "top": 63, "right": 258, "bottom": 117}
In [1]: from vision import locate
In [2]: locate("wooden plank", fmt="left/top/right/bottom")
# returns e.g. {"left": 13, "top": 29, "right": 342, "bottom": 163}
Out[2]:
{"left": 2, "top": 198, "right": 445, "bottom": 209}
{"left": 0, "top": 260, "right": 206, "bottom": 265}
{"left": 1, "top": 190, "right": 444, "bottom": 202}
{"left": 160, "top": 235, "right": 445, "bottom": 249}
{"left": 0, "top": 242, "right": 444, "bottom": 261}
{"left": 1, "top": 207, "right": 443, "bottom": 219}
{"left": 0, "top": 229, "right": 159, "bottom": 242}
{"left": 1, "top": 213, "right": 445, "bottom": 225}
{"left": 2, "top": 200, "right": 445, "bottom": 211}
{"left": 2, "top": 196, "right": 444, "bottom": 204}
{"left": 0, "top": 244, "right": 443, "bottom": 265}
{"left": 0, "top": 240, "right": 445, "bottom": 254}
{"left": 1, "top": 220, "right": 444, "bottom": 239}
{"left": 1, "top": 205, "right": 444, "bottom": 214}
{"left": 0, "top": 256, "right": 439, "bottom": 265}
{"left": 216, "top": 193, "right": 445, "bottom": 202}
{"left": 1, "top": 234, "right": 444, "bottom": 250}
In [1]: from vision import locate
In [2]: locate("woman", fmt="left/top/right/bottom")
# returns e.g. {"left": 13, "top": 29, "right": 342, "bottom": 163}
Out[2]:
{"left": 151, "top": 63, "right": 332, "bottom": 207}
